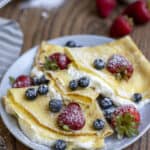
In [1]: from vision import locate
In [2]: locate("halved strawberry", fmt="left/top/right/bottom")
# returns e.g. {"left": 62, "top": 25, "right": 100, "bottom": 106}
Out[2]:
{"left": 57, "top": 103, "right": 85, "bottom": 131}
{"left": 111, "top": 105, "right": 140, "bottom": 138}
{"left": 107, "top": 54, "right": 134, "bottom": 79}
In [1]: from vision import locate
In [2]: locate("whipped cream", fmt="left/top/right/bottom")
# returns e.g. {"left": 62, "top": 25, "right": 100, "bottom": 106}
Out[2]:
{"left": 48, "top": 84, "right": 62, "bottom": 100}
{"left": 31, "top": 67, "right": 43, "bottom": 78}
{"left": 68, "top": 66, "right": 114, "bottom": 98}
{"left": 67, "top": 66, "right": 150, "bottom": 109}
{"left": 18, "top": 117, "right": 55, "bottom": 147}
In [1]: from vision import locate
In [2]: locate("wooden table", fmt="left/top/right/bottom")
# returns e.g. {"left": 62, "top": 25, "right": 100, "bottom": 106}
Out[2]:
{"left": 0, "top": 0, "right": 150, "bottom": 150}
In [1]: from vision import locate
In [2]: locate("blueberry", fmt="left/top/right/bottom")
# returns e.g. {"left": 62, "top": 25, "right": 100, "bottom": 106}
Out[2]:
{"left": 32, "top": 76, "right": 41, "bottom": 85}
{"left": 132, "top": 93, "right": 142, "bottom": 103}
{"left": 78, "top": 77, "right": 90, "bottom": 88}
{"left": 38, "top": 84, "right": 49, "bottom": 95}
{"left": 103, "top": 107, "right": 116, "bottom": 122}
{"left": 25, "top": 88, "right": 37, "bottom": 100}
{"left": 93, "top": 59, "right": 105, "bottom": 70}
{"left": 53, "top": 140, "right": 67, "bottom": 150}
{"left": 40, "top": 75, "right": 50, "bottom": 84}
{"left": 65, "top": 41, "right": 77, "bottom": 47}
{"left": 69, "top": 80, "right": 78, "bottom": 90}
{"left": 49, "top": 99, "right": 63, "bottom": 113}
{"left": 93, "top": 119, "right": 105, "bottom": 130}
{"left": 97, "top": 96, "right": 113, "bottom": 109}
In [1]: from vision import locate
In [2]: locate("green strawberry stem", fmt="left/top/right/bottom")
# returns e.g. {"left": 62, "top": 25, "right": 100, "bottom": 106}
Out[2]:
{"left": 9, "top": 76, "right": 15, "bottom": 85}
{"left": 44, "top": 57, "right": 59, "bottom": 70}
{"left": 62, "top": 125, "right": 70, "bottom": 131}
{"left": 115, "top": 113, "right": 139, "bottom": 139}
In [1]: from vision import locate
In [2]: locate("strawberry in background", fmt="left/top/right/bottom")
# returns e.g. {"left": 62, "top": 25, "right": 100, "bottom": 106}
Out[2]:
{"left": 123, "top": 0, "right": 150, "bottom": 24}
{"left": 110, "top": 15, "right": 133, "bottom": 38}
{"left": 96, "top": 0, "right": 117, "bottom": 18}
{"left": 96, "top": 0, "right": 150, "bottom": 38}
{"left": 118, "top": 0, "right": 138, "bottom": 4}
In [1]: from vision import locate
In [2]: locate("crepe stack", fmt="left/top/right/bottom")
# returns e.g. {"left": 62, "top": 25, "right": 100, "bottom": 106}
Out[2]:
{"left": 4, "top": 36, "right": 150, "bottom": 149}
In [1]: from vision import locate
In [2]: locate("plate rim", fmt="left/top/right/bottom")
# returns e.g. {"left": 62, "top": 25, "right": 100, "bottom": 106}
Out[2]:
{"left": 0, "top": 34, "right": 149, "bottom": 150}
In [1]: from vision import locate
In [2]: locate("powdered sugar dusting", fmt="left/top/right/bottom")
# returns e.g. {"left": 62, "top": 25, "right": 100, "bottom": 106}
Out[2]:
{"left": 107, "top": 54, "right": 133, "bottom": 78}
{"left": 58, "top": 103, "right": 85, "bottom": 130}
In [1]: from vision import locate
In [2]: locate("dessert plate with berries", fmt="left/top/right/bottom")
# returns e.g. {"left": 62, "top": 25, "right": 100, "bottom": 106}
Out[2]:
{"left": 0, "top": 35, "right": 150, "bottom": 150}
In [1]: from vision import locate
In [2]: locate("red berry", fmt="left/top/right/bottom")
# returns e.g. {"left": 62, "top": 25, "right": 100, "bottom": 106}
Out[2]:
{"left": 13, "top": 75, "right": 32, "bottom": 88}
{"left": 111, "top": 105, "right": 140, "bottom": 138}
{"left": 123, "top": 0, "right": 150, "bottom": 24}
{"left": 110, "top": 15, "right": 133, "bottom": 38}
{"left": 96, "top": 0, "right": 117, "bottom": 18}
{"left": 49, "top": 53, "right": 71, "bottom": 70}
{"left": 57, "top": 103, "right": 85, "bottom": 130}
{"left": 107, "top": 54, "right": 134, "bottom": 79}
{"left": 118, "top": 0, "right": 137, "bottom": 5}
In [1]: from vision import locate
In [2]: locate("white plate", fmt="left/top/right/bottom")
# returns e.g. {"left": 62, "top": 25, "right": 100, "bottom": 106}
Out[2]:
{"left": 0, "top": 35, "right": 150, "bottom": 150}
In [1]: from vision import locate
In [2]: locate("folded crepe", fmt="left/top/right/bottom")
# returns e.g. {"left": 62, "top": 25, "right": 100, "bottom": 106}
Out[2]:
{"left": 66, "top": 36, "right": 150, "bottom": 102}
{"left": 5, "top": 36, "right": 148, "bottom": 149}
{"left": 32, "top": 43, "right": 114, "bottom": 105}
{"left": 3, "top": 85, "right": 113, "bottom": 149}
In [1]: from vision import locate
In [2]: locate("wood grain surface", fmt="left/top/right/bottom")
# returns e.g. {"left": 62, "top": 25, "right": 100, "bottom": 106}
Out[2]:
{"left": 0, "top": 0, "right": 150, "bottom": 150}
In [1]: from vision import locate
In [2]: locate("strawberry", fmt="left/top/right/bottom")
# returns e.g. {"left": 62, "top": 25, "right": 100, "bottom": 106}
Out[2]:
{"left": 118, "top": 0, "right": 137, "bottom": 5}
{"left": 111, "top": 105, "right": 140, "bottom": 138}
{"left": 123, "top": 0, "right": 150, "bottom": 24}
{"left": 12, "top": 75, "right": 32, "bottom": 88}
{"left": 48, "top": 53, "right": 71, "bottom": 70}
{"left": 96, "top": 0, "right": 117, "bottom": 18}
{"left": 110, "top": 15, "right": 133, "bottom": 38}
{"left": 57, "top": 103, "right": 85, "bottom": 130}
{"left": 107, "top": 54, "right": 134, "bottom": 79}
